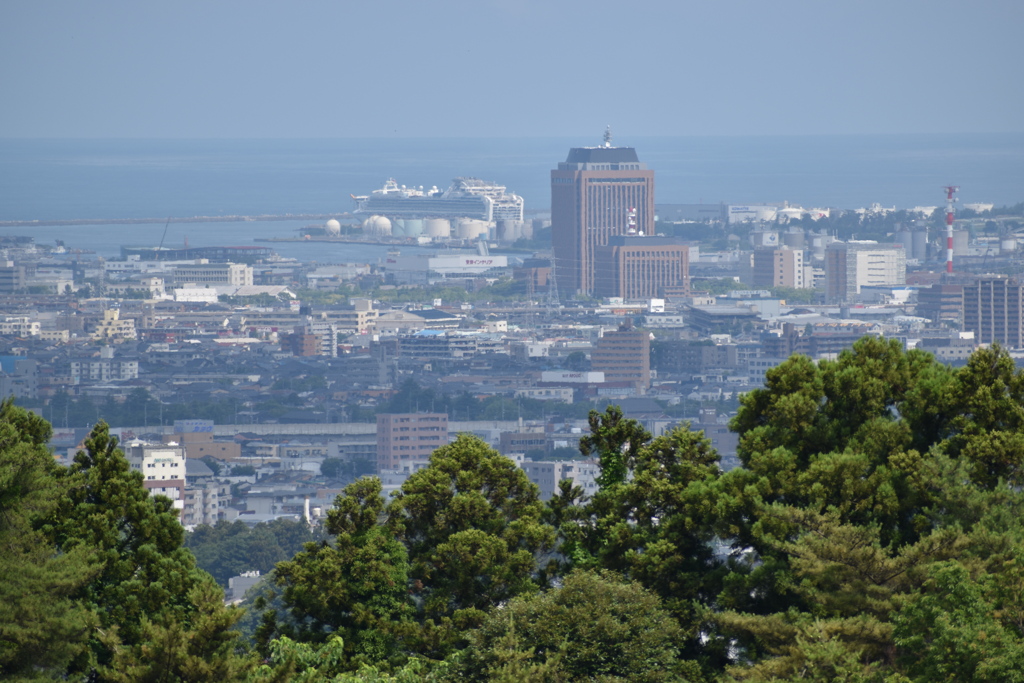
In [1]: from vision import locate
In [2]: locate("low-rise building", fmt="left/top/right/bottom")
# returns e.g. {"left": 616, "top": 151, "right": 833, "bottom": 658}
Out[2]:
{"left": 522, "top": 459, "right": 599, "bottom": 500}
{"left": 123, "top": 441, "right": 187, "bottom": 515}
{"left": 170, "top": 262, "right": 253, "bottom": 287}
{"left": 0, "top": 316, "right": 40, "bottom": 337}
{"left": 91, "top": 309, "right": 137, "bottom": 341}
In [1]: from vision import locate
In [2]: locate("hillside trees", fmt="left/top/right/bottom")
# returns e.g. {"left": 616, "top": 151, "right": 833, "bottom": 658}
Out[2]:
{"left": 457, "top": 570, "right": 694, "bottom": 682}
{"left": 187, "top": 517, "right": 319, "bottom": 587}
{"left": 714, "top": 338, "right": 1024, "bottom": 680}
{"left": 0, "top": 399, "right": 101, "bottom": 679}
{"left": 273, "top": 477, "right": 412, "bottom": 664}
{"left": 0, "top": 405, "right": 250, "bottom": 681}
{"left": 558, "top": 406, "right": 726, "bottom": 676}
{"left": 48, "top": 422, "right": 250, "bottom": 680}
{"left": 386, "top": 435, "right": 555, "bottom": 632}
{"left": 270, "top": 434, "right": 556, "bottom": 669}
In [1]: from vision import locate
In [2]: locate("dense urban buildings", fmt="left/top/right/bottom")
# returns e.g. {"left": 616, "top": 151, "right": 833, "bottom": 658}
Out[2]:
{"left": 0, "top": 140, "right": 1022, "bottom": 552}
{"left": 551, "top": 135, "right": 655, "bottom": 296}
{"left": 124, "top": 440, "right": 187, "bottom": 513}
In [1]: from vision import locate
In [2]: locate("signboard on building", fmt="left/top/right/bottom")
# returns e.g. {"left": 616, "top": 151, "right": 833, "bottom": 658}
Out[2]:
{"left": 428, "top": 255, "right": 508, "bottom": 275}
{"left": 729, "top": 206, "right": 779, "bottom": 225}
{"left": 540, "top": 371, "right": 605, "bottom": 384}
{"left": 174, "top": 419, "right": 214, "bottom": 433}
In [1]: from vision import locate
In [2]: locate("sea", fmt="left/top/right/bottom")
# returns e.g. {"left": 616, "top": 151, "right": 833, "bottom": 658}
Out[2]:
{"left": 0, "top": 135, "right": 1022, "bottom": 262}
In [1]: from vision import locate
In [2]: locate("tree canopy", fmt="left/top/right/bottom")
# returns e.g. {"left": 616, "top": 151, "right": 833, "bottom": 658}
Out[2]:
{"left": 1, "top": 409, "right": 249, "bottom": 681}
{"left": 10, "top": 338, "right": 1024, "bottom": 681}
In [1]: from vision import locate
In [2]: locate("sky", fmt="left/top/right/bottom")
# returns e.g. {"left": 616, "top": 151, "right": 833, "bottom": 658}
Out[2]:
{"left": 2, "top": 0, "right": 1022, "bottom": 139}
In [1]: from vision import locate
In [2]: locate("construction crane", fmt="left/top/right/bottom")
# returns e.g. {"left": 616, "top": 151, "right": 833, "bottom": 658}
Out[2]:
{"left": 157, "top": 216, "right": 171, "bottom": 259}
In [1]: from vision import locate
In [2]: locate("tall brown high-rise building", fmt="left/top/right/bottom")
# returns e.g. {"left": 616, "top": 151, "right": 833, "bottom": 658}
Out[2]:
{"left": 551, "top": 134, "right": 655, "bottom": 296}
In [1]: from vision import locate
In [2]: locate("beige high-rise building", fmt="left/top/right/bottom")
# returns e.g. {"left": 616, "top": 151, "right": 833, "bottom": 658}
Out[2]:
{"left": 752, "top": 247, "right": 806, "bottom": 289}
{"left": 824, "top": 242, "right": 906, "bottom": 303}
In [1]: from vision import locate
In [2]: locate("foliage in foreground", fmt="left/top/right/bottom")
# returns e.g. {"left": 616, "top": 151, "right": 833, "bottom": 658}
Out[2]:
{"left": 10, "top": 338, "right": 1024, "bottom": 681}
{"left": 0, "top": 404, "right": 249, "bottom": 681}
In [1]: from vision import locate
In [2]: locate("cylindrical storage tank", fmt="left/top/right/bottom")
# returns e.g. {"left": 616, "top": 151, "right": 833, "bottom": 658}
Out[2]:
{"left": 811, "top": 236, "right": 825, "bottom": 260}
{"left": 896, "top": 231, "right": 913, "bottom": 256}
{"left": 783, "top": 228, "right": 805, "bottom": 249}
{"left": 912, "top": 231, "right": 929, "bottom": 261}
{"left": 424, "top": 218, "right": 450, "bottom": 238}
{"left": 403, "top": 219, "right": 424, "bottom": 238}
{"left": 497, "top": 220, "right": 522, "bottom": 241}
{"left": 953, "top": 230, "right": 969, "bottom": 256}
{"left": 1001, "top": 238, "right": 1017, "bottom": 254}
{"left": 362, "top": 215, "right": 392, "bottom": 237}
{"left": 457, "top": 219, "right": 489, "bottom": 240}
{"left": 520, "top": 220, "right": 534, "bottom": 241}
{"left": 391, "top": 219, "right": 406, "bottom": 237}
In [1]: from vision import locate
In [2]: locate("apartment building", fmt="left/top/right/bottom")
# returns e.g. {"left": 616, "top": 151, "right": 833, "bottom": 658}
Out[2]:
{"left": 963, "top": 276, "right": 1024, "bottom": 348}
{"left": 825, "top": 241, "right": 906, "bottom": 304}
{"left": 591, "top": 326, "right": 652, "bottom": 393}
{"left": 169, "top": 262, "right": 253, "bottom": 287}
{"left": 752, "top": 247, "right": 806, "bottom": 289}
{"left": 376, "top": 412, "right": 449, "bottom": 472}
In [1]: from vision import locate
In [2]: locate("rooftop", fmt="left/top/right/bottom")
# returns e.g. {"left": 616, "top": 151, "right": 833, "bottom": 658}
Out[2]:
{"left": 564, "top": 147, "right": 640, "bottom": 164}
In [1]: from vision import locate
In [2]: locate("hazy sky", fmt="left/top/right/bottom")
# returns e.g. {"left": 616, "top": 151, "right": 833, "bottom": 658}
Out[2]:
{"left": 2, "top": 0, "right": 1021, "bottom": 138}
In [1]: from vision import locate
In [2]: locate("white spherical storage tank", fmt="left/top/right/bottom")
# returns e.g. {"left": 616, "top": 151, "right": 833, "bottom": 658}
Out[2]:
{"left": 324, "top": 219, "right": 342, "bottom": 236}
{"left": 363, "top": 215, "right": 392, "bottom": 237}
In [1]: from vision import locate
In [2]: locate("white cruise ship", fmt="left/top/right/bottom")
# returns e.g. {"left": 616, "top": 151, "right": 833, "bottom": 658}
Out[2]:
{"left": 351, "top": 177, "right": 524, "bottom": 222}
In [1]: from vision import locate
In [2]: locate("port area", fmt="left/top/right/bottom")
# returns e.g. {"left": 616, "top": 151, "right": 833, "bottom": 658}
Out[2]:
{"left": 254, "top": 235, "right": 436, "bottom": 247}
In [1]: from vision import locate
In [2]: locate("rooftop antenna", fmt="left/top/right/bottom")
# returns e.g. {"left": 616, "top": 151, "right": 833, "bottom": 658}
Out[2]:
{"left": 603, "top": 125, "right": 612, "bottom": 148}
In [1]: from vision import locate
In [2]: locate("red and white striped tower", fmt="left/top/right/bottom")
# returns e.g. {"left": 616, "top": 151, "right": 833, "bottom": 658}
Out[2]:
{"left": 943, "top": 185, "right": 959, "bottom": 273}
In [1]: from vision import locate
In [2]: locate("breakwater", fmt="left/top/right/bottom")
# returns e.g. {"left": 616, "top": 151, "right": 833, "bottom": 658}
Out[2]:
{"left": 0, "top": 214, "right": 351, "bottom": 228}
